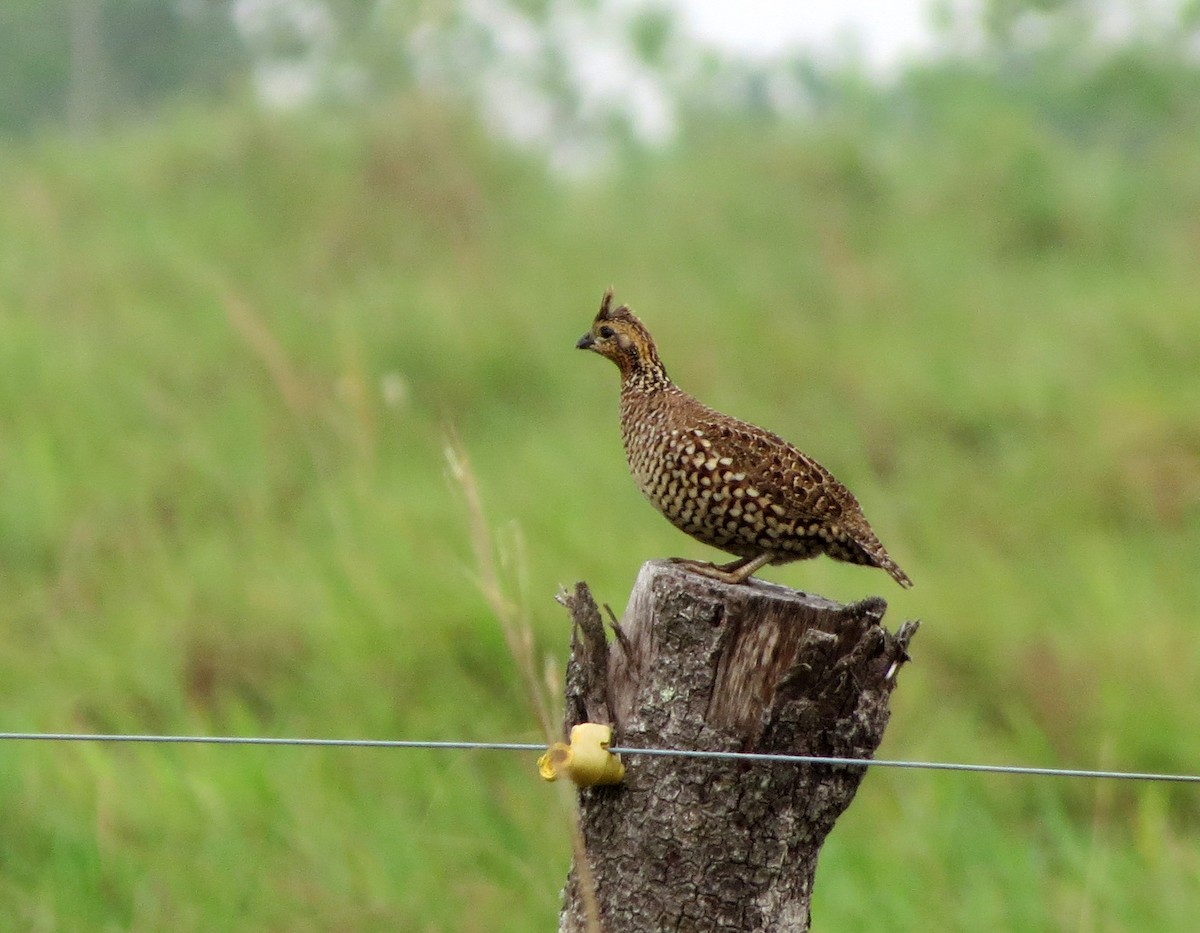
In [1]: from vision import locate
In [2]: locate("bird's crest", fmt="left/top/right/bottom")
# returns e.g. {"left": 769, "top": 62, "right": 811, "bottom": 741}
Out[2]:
{"left": 596, "top": 287, "right": 634, "bottom": 324}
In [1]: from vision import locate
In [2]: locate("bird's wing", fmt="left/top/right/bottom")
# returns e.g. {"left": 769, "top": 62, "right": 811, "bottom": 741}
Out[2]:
{"left": 686, "top": 411, "right": 849, "bottom": 524}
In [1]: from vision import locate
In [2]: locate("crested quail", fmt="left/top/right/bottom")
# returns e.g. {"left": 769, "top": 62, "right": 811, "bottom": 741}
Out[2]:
{"left": 577, "top": 289, "right": 912, "bottom": 587}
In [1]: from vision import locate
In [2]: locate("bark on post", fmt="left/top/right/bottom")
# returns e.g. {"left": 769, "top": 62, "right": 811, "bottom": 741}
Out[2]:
{"left": 556, "top": 560, "right": 918, "bottom": 933}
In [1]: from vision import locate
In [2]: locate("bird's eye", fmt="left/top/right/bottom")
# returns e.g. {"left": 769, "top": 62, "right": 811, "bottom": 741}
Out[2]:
{"left": 599, "top": 325, "right": 615, "bottom": 339}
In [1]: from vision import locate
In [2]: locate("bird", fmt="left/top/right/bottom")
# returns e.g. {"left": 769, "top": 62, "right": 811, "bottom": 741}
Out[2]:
{"left": 576, "top": 288, "right": 912, "bottom": 588}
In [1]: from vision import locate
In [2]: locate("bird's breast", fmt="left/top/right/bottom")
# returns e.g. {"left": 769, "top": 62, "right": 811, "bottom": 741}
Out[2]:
{"left": 619, "top": 394, "right": 777, "bottom": 552}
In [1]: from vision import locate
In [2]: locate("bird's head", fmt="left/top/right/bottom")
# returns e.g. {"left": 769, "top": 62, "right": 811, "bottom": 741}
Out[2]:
{"left": 576, "top": 289, "right": 669, "bottom": 387}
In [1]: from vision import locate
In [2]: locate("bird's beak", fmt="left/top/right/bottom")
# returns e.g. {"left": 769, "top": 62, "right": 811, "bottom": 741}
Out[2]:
{"left": 576, "top": 333, "right": 595, "bottom": 350}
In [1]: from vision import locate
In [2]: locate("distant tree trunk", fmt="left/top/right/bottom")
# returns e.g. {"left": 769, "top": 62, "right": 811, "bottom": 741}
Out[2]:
{"left": 557, "top": 560, "right": 918, "bottom": 933}
{"left": 68, "top": 0, "right": 105, "bottom": 136}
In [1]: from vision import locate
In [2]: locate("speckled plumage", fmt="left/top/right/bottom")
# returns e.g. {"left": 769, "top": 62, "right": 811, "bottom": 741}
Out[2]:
{"left": 577, "top": 289, "right": 912, "bottom": 587}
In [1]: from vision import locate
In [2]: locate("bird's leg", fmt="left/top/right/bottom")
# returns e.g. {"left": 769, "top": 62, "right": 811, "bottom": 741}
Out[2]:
{"left": 670, "top": 555, "right": 751, "bottom": 574}
{"left": 720, "top": 552, "right": 774, "bottom": 583}
{"left": 670, "top": 552, "right": 775, "bottom": 585}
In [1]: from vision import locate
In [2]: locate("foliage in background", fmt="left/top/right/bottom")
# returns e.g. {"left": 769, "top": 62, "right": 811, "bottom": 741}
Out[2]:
{"left": 0, "top": 0, "right": 244, "bottom": 134}
{"left": 8, "top": 0, "right": 1200, "bottom": 159}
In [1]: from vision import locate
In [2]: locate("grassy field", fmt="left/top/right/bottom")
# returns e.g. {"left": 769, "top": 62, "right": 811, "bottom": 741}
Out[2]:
{"left": 1, "top": 86, "right": 1199, "bottom": 930}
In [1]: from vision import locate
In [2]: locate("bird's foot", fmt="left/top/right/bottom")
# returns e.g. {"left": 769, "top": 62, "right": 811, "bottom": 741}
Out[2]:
{"left": 668, "top": 553, "right": 774, "bottom": 585}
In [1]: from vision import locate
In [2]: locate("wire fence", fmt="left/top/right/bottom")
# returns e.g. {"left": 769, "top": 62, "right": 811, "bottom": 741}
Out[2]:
{"left": 2, "top": 732, "right": 1198, "bottom": 784}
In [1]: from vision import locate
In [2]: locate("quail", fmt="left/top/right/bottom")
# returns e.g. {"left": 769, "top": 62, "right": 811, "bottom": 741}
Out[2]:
{"left": 577, "top": 289, "right": 912, "bottom": 588}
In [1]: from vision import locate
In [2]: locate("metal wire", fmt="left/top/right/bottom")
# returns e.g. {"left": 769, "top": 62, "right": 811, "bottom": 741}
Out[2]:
{"left": 1, "top": 731, "right": 1198, "bottom": 784}
{"left": 608, "top": 747, "right": 1200, "bottom": 783}
{"left": 0, "top": 733, "right": 545, "bottom": 752}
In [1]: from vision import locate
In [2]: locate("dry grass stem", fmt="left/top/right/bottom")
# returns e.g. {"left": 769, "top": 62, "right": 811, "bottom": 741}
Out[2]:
{"left": 446, "top": 432, "right": 602, "bottom": 933}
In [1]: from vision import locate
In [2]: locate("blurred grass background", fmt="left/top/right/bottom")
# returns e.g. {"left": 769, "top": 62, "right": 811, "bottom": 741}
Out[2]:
{"left": 2, "top": 1, "right": 1199, "bottom": 929}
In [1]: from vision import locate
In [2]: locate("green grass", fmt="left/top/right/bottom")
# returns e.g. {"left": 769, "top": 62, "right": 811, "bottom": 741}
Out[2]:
{"left": 1, "top": 93, "right": 1199, "bottom": 929}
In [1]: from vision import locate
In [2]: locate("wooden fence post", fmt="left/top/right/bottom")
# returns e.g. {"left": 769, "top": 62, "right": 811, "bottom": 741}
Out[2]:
{"left": 556, "top": 560, "right": 918, "bottom": 932}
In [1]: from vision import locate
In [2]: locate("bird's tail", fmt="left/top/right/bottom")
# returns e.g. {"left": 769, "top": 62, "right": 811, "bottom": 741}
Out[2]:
{"left": 880, "top": 554, "right": 913, "bottom": 589}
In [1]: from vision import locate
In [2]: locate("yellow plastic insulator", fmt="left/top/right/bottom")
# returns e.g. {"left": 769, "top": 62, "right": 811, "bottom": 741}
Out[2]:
{"left": 538, "top": 723, "right": 626, "bottom": 787}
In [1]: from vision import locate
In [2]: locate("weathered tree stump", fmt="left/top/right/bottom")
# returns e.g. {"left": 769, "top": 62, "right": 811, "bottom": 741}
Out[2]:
{"left": 556, "top": 560, "right": 918, "bottom": 933}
